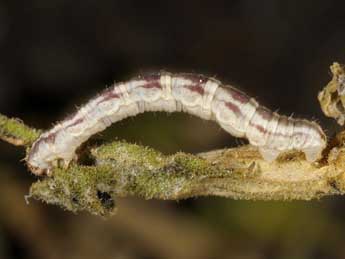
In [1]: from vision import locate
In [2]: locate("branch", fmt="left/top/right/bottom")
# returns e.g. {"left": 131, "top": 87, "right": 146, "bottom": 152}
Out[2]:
{"left": 1, "top": 63, "right": 345, "bottom": 216}
{"left": 28, "top": 140, "right": 345, "bottom": 216}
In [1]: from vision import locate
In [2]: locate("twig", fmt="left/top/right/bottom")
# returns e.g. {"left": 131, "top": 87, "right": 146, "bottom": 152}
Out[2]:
{"left": 0, "top": 114, "right": 40, "bottom": 146}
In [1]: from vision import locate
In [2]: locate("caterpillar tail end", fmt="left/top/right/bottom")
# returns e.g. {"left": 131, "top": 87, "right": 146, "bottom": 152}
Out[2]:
{"left": 259, "top": 147, "right": 324, "bottom": 163}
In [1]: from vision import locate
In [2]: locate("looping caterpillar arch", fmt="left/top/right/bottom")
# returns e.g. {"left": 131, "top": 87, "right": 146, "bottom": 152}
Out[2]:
{"left": 27, "top": 72, "right": 327, "bottom": 175}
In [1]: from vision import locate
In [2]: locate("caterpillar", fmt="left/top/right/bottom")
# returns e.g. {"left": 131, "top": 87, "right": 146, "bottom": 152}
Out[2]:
{"left": 27, "top": 72, "right": 327, "bottom": 175}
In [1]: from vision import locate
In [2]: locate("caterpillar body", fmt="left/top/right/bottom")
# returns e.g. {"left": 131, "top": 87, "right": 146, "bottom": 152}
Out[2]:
{"left": 27, "top": 72, "right": 326, "bottom": 175}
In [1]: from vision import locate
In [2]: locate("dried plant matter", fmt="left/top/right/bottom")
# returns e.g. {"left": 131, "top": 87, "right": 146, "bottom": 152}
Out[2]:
{"left": 1, "top": 63, "right": 345, "bottom": 216}
{"left": 319, "top": 62, "right": 345, "bottom": 125}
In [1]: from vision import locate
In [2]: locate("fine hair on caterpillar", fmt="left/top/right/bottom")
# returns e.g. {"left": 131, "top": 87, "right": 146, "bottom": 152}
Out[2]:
{"left": 27, "top": 71, "right": 327, "bottom": 175}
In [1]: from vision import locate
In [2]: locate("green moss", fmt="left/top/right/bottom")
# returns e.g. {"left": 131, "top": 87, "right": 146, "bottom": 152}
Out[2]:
{"left": 29, "top": 140, "right": 231, "bottom": 213}
{"left": 30, "top": 165, "right": 117, "bottom": 216}
{"left": 92, "top": 141, "right": 165, "bottom": 168}
{"left": 171, "top": 152, "right": 221, "bottom": 177}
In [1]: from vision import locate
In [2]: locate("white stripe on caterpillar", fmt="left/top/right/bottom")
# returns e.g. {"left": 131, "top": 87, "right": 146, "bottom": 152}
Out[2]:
{"left": 27, "top": 72, "right": 327, "bottom": 175}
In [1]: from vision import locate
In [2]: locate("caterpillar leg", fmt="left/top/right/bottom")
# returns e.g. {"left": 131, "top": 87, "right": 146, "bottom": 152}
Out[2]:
{"left": 303, "top": 148, "right": 322, "bottom": 162}
{"left": 258, "top": 147, "right": 280, "bottom": 162}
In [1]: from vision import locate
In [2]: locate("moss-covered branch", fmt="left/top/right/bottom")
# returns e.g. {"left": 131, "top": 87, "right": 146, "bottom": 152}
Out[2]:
{"left": 0, "top": 114, "right": 41, "bottom": 146}
{"left": 28, "top": 140, "right": 345, "bottom": 216}
{"left": 2, "top": 62, "right": 345, "bottom": 216}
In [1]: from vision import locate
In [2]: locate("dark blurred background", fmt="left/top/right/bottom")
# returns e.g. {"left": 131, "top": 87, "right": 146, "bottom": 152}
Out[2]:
{"left": 1, "top": 1, "right": 345, "bottom": 259}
